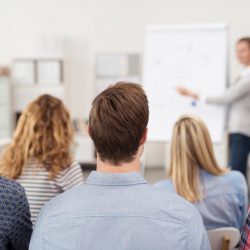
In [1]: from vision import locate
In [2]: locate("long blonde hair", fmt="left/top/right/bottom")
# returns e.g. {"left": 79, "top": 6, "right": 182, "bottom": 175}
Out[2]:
{"left": 168, "top": 114, "right": 228, "bottom": 202}
{"left": 0, "top": 94, "right": 74, "bottom": 179}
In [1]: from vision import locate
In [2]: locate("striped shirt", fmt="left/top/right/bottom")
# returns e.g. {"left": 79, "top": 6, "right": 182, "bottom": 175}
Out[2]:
{"left": 16, "top": 160, "right": 85, "bottom": 225}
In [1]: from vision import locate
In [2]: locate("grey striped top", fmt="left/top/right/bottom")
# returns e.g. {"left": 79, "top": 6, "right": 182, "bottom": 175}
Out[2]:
{"left": 16, "top": 160, "right": 85, "bottom": 225}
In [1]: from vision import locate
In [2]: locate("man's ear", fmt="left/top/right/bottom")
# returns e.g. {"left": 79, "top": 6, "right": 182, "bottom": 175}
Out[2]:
{"left": 140, "top": 128, "right": 148, "bottom": 145}
{"left": 86, "top": 124, "right": 91, "bottom": 137}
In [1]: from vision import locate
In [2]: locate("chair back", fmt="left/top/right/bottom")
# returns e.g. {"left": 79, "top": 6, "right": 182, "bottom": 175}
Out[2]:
{"left": 207, "top": 227, "right": 240, "bottom": 250}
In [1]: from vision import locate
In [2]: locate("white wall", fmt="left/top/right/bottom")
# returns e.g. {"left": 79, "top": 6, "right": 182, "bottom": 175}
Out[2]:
{"left": 0, "top": 0, "right": 249, "bottom": 167}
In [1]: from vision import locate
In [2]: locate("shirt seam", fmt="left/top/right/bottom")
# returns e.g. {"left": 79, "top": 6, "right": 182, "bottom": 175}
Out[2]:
{"left": 43, "top": 214, "right": 188, "bottom": 227}
{"left": 85, "top": 182, "right": 147, "bottom": 186}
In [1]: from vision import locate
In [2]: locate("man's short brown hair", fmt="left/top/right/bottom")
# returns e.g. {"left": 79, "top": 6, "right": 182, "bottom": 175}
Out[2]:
{"left": 89, "top": 82, "right": 149, "bottom": 165}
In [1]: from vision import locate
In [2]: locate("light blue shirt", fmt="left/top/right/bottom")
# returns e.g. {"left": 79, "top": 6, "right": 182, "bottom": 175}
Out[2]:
{"left": 29, "top": 171, "right": 210, "bottom": 250}
{"left": 154, "top": 170, "right": 248, "bottom": 231}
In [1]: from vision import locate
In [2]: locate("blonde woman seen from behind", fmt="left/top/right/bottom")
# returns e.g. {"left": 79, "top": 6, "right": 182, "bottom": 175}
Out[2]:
{"left": 154, "top": 114, "right": 248, "bottom": 230}
{"left": 0, "top": 94, "right": 85, "bottom": 226}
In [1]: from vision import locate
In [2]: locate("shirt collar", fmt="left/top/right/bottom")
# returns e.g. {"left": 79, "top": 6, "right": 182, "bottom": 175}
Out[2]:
{"left": 86, "top": 171, "right": 147, "bottom": 186}
{"left": 240, "top": 66, "right": 250, "bottom": 77}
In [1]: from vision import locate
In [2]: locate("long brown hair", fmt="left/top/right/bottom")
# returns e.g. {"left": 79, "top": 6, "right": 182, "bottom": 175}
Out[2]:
{"left": 168, "top": 114, "right": 228, "bottom": 202}
{"left": 0, "top": 94, "right": 74, "bottom": 179}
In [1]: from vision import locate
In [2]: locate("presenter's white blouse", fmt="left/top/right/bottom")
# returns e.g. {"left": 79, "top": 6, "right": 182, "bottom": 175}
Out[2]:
{"left": 205, "top": 67, "right": 250, "bottom": 136}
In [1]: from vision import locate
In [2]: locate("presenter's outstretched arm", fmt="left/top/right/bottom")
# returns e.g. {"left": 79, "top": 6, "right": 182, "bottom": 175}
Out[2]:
{"left": 176, "top": 77, "right": 250, "bottom": 105}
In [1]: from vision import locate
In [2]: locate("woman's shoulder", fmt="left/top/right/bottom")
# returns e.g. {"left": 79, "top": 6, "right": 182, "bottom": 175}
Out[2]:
{"left": 55, "top": 161, "right": 84, "bottom": 190}
{"left": 223, "top": 170, "right": 247, "bottom": 189}
{"left": 59, "top": 161, "right": 82, "bottom": 175}
{"left": 238, "top": 72, "right": 250, "bottom": 86}
{"left": 203, "top": 169, "right": 247, "bottom": 193}
{"left": 225, "top": 169, "right": 245, "bottom": 179}
{"left": 217, "top": 170, "right": 246, "bottom": 184}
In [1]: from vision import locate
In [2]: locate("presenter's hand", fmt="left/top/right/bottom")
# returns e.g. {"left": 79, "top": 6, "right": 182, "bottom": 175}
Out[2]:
{"left": 176, "top": 86, "right": 199, "bottom": 100}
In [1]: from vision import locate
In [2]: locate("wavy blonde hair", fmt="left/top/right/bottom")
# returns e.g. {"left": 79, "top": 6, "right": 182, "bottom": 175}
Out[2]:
{"left": 0, "top": 94, "right": 74, "bottom": 179}
{"left": 168, "top": 114, "right": 228, "bottom": 202}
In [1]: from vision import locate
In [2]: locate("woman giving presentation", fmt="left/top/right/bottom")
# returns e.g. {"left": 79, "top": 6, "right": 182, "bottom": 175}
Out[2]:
{"left": 177, "top": 37, "right": 250, "bottom": 177}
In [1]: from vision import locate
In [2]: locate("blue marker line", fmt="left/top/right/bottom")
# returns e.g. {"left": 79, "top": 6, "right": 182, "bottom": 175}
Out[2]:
{"left": 191, "top": 100, "right": 197, "bottom": 107}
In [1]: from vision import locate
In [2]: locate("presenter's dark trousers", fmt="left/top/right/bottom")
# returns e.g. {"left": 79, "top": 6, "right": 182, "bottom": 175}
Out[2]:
{"left": 229, "top": 133, "right": 250, "bottom": 178}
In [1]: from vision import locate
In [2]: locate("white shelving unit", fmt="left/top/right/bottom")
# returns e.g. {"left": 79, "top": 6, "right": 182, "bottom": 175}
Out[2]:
{"left": 0, "top": 76, "right": 12, "bottom": 139}
{"left": 11, "top": 58, "right": 68, "bottom": 113}
{"left": 95, "top": 53, "right": 141, "bottom": 94}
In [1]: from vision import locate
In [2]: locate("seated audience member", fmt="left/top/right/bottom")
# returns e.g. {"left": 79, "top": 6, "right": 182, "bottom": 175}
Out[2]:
{"left": 240, "top": 209, "right": 250, "bottom": 250}
{"left": 0, "top": 177, "right": 32, "bottom": 249}
{"left": 29, "top": 83, "right": 210, "bottom": 250}
{"left": 154, "top": 114, "right": 248, "bottom": 230}
{"left": 0, "top": 95, "right": 85, "bottom": 225}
